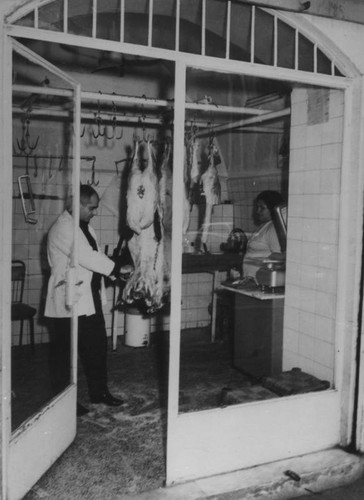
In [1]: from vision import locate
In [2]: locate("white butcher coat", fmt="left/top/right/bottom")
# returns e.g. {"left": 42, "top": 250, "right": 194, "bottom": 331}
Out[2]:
{"left": 243, "top": 221, "right": 281, "bottom": 278}
{"left": 44, "top": 210, "right": 115, "bottom": 318}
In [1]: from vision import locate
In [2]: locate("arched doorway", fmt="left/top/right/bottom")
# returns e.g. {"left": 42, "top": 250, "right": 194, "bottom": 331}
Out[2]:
{"left": 2, "top": 0, "right": 362, "bottom": 496}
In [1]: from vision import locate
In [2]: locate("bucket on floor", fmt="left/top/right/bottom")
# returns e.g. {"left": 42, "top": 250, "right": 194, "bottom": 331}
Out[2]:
{"left": 124, "top": 307, "right": 150, "bottom": 347}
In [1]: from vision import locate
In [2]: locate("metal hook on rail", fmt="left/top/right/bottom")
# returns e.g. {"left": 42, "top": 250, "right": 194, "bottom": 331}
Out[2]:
{"left": 141, "top": 114, "right": 148, "bottom": 142}
{"left": 87, "top": 157, "right": 99, "bottom": 186}
{"left": 104, "top": 99, "right": 123, "bottom": 140}
{"left": 33, "top": 155, "right": 38, "bottom": 177}
{"left": 58, "top": 157, "right": 63, "bottom": 171}
{"left": 48, "top": 155, "right": 54, "bottom": 179}
{"left": 16, "top": 114, "right": 40, "bottom": 155}
{"left": 92, "top": 92, "right": 106, "bottom": 139}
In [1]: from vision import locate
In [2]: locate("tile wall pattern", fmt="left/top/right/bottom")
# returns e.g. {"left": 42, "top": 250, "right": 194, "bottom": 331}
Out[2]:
{"left": 283, "top": 88, "right": 343, "bottom": 384}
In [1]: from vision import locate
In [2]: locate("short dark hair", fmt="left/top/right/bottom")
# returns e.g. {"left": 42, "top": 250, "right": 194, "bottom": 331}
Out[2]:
{"left": 256, "top": 190, "right": 284, "bottom": 217}
{"left": 80, "top": 184, "right": 99, "bottom": 205}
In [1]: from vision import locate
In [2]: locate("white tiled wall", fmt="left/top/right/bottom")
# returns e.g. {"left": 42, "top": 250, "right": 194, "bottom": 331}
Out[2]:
{"left": 11, "top": 117, "right": 288, "bottom": 344}
{"left": 283, "top": 87, "right": 343, "bottom": 384}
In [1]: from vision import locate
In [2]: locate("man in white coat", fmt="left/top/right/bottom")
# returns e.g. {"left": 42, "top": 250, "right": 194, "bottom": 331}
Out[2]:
{"left": 45, "top": 184, "right": 133, "bottom": 415}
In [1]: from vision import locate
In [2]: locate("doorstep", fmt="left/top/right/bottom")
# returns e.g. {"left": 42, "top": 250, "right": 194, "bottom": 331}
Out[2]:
{"left": 119, "top": 448, "right": 364, "bottom": 499}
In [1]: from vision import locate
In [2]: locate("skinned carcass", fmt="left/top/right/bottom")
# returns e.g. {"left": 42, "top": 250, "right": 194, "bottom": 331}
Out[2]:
{"left": 126, "top": 140, "right": 159, "bottom": 234}
{"left": 183, "top": 142, "right": 192, "bottom": 239}
{"left": 200, "top": 140, "right": 221, "bottom": 249}
{"left": 123, "top": 140, "right": 171, "bottom": 313}
{"left": 158, "top": 141, "right": 173, "bottom": 296}
{"left": 183, "top": 136, "right": 202, "bottom": 248}
{"left": 123, "top": 223, "right": 164, "bottom": 312}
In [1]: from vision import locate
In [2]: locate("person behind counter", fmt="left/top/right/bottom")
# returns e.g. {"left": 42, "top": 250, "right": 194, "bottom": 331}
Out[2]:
{"left": 45, "top": 184, "right": 133, "bottom": 416}
{"left": 243, "top": 190, "right": 284, "bottom": 279}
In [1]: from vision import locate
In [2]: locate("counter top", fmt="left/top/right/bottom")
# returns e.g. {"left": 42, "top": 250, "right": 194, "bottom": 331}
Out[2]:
{"left": 221, "top": 280, "right": 285, "bottom": 300}
{"left": 182, "top": 252, "right": 242, "bottom": 274}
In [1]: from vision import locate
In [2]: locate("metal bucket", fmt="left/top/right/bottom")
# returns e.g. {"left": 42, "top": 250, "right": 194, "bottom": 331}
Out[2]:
{"left": 124, "top": 307, "right": 150, "bottom": 347}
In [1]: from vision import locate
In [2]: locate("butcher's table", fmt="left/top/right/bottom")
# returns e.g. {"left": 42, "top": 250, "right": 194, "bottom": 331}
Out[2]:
{"left": 182, "top": 252, "right": 242, "bottom": 342}
{"left": 221, "top": 280, "right": 284, "bottom": 378}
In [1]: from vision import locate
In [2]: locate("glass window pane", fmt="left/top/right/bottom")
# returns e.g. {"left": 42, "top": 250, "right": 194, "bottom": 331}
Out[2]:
{"left": 39, "top": 0, "right": 64, "bottom": 31}
{"left": 125, "top": 0, "right": 149, "bottom": 46}
{"left": 229, "top": 2, "right": 251, "bottom": 62}
{"left": 298, "top": 34, "right": 314, "bottom": 72}
{"left": 277, "top": 19, "right": 295, "bottom": 69}
{"left": 12, "top": 47, "right": 76, "bottom": 430}
{"left": 181, "top": 70, "right": 342, "bottom": 414}
{"left": 205, "top": 0, "right": 228, "bottom": 58}
{"left": 96, "top": 0, "right": 121, "bottom": 41}
{"left": 317, "top": 48, "right": 332, "bottom": 75}
{"left": 14, "top": 11, "right": 35, "bottom": 27}
{"left": 179, "top": 0, "right": 202, "bottom": 54}
{"left": 152, "top": 0, "right": 176, "bottom": 51}
{"left": 181, "top": 68, "right": 292, "bottom": 413}
{"left": 254, "top": 8, "right": 274, "bottom": 65}
{"left": 68, "top": 0, "right": 93, "bottom": 37}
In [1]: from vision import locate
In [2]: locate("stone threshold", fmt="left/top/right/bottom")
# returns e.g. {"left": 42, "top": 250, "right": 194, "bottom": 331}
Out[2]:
{"left": 120, "top": 448, "right": 364, "bottom": 499}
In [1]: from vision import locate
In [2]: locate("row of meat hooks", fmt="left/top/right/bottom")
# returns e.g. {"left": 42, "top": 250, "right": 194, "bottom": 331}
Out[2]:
{"left": 80, "top": 92, "right": 160, "bottom": 143}
{"left": 13, "top": 152, "right": 99, "bottom": 185}
{"left": 81, "top": 91, "right": 123, "bottom": 140}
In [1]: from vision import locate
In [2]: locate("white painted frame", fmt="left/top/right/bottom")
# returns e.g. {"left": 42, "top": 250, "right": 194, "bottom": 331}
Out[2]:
{"left": 166, "top": 56, "right": 360, "bottom": 483}
{"left": 1, "top": 38, "right": 81, "bottom": 500}
{"left": 2, "top": 0, "right": 364, "bottom": 490}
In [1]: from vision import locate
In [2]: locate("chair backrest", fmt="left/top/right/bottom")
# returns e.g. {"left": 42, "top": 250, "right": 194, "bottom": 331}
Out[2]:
{"left": 11, "top": 260, "right": 26, "bottom": 304}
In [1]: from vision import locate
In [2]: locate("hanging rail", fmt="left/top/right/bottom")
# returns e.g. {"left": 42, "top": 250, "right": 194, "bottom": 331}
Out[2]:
{"left": 13, "top": 85, "right": 278, "bottom": 117}
{"left": 12, "top": 86, "right": 289, "bottom": 134}
{"left": 13, "top": 154, "right": 96, "bottom": 161}
{"left": 196, "top": 108, "right": 290, "bottom": 137}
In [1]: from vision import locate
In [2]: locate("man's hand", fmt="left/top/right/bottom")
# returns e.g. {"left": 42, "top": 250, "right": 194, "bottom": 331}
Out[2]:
{"left": 119, "top": 264, "right": 134, "bottom": 280}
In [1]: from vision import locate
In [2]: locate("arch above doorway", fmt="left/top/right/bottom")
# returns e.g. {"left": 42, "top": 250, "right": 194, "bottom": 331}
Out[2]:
{"left": 5, "top": 0, "right": 351, "bottom": 79}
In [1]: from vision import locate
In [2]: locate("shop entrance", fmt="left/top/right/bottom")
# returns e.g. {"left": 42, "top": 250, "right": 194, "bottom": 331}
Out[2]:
{"left": 2, "top": 0, "right": 359, "bottom": 496}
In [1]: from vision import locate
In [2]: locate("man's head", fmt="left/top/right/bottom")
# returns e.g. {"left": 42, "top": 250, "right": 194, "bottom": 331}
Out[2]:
{"left": 79, "top": 184, "right": 99, "bottom": 223}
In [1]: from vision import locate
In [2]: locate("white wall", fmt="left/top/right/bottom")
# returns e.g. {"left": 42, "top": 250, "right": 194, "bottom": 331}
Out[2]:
{"left": 283, "top": 87, "right": 344, "bottom": 384}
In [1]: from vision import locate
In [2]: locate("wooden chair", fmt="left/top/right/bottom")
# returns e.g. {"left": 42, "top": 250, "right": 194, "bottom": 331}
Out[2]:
{"left": 11, "top": 260, "right": 36, "bottom": 348}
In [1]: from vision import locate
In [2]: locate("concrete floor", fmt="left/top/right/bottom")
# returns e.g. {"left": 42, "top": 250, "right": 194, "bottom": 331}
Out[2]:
{"left": 118, "top": 448, "right": 364, "bottom": 500}
{"left": 14, "top": 331, "right": 364, "bottom": 499}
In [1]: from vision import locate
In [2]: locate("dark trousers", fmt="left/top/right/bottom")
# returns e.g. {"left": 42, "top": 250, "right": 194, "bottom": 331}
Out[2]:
{"left": 49, "top": 312, "right": 108, "bottom": 401}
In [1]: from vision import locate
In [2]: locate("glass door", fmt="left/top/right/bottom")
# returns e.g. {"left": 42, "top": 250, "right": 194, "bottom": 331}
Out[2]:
{"left": 5, "top": 39, "right": 81, "bottom": 500}
{"left": 166, "top": 62, "right": 343, "bottom": 484}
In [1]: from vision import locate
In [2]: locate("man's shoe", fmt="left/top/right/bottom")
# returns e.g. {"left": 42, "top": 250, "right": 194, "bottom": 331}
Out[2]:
{"left": 90, "top": 393, "right": 124, "bottom": 406}
{"left": 77, "top": 403, "right": 90, "bottom": 417}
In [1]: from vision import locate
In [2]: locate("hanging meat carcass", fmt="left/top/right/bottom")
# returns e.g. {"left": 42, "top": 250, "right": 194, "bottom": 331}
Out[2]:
{"left": 182, "top": 136, "right": 202, "bottom": 250}
{"left": 124, "top": 223, "right": 164, "bottom": 312}
{"left": 200, "top": 139, "right": 221, "bottom": 251}
{"left": 189, "top": 137, "right": 201, "bottom": 195}
{"left": 123, "top": 140, "right": 171, "bottom": 313}
{"left": 126, "top": 140, "right": 159, "bottom": 234}
{"left": 159, "top": 141, "right": 173, "bottom": 296}
{"left": 183, "top": 141, "right": 192, "bottom": 239}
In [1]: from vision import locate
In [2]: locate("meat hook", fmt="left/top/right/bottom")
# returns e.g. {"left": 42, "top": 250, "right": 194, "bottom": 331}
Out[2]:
{"left": 105, "top": 99, "right": 123, "bottom": 140}
{"left": 48, "top": 155, "right": 54, "bottom": 179}
{"left": 92, "top": 92, "right": 106, "bottom": 139}
{"left": 16, "top": 114, "right": 40, "bottom": 155}
{"left": 87, "top": 158, "right": 99, "bottom": 186}
{"left": 33, "top": 155, "right": 38, "bottom": 177}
